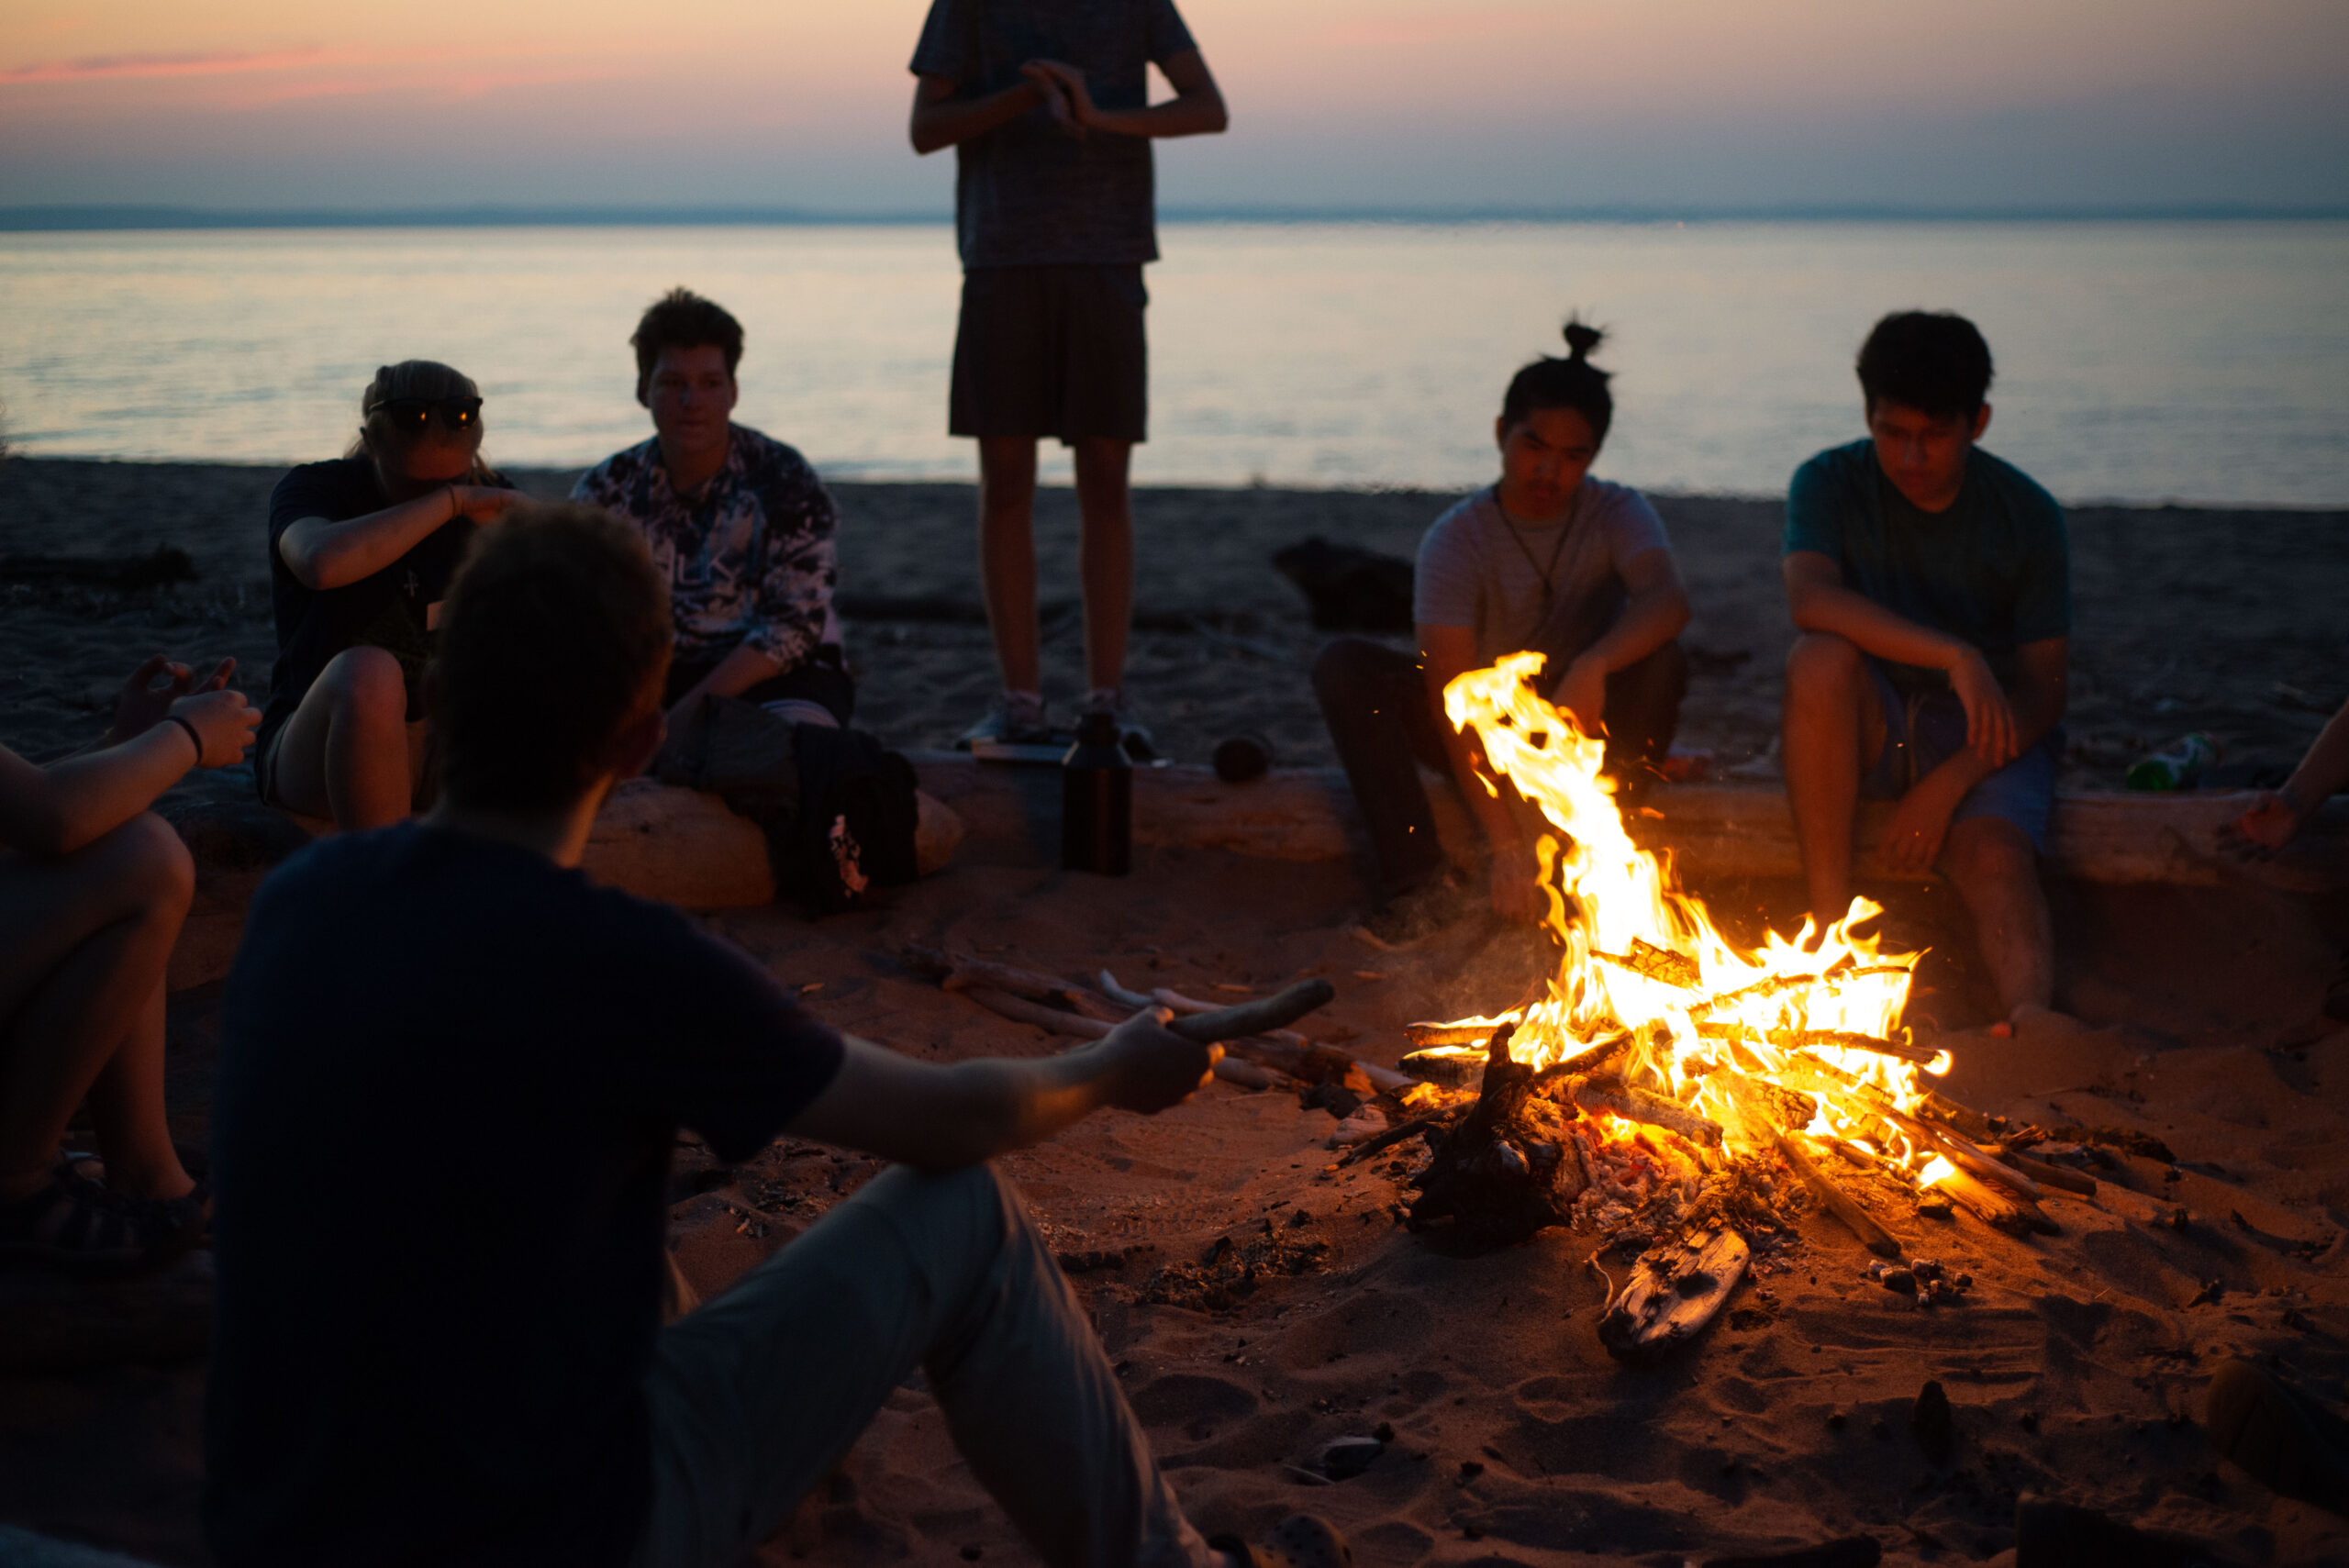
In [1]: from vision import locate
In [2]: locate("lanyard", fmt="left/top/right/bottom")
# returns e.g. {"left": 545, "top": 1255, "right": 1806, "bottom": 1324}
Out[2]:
{"left": 1496, "top": 485, "right": 1578, "bottom": 600}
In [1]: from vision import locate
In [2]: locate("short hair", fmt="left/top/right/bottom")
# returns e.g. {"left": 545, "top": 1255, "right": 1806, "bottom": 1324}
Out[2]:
{"left": 630, "top": 288, "right": 744, "bottom": 401}
{"left": 1856, "top": 311, "right": 1993, "bottom": 420}
{"left": 435, "top": 503, "right": 672, "bottom": 812}
{"left": 1500, "top": 317, "right": 1614, "bottom": 443}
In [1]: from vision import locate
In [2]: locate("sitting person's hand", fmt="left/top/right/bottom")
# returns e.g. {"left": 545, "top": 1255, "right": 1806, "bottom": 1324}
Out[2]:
{"left": 1550, "top": 653, "right": 1609, "bottom": 743}
{"left": 453, "top": 485, "right": 528, "bottom": 523}
{"left": 1093, "top": 1007, "right": 1219, "bottom": 1116}
{"left": 1879, "top": 774, "right": 1963, "bottom": 875}
{"left": 1021, "top": 60, "right": 1093, "bottom": 134}
{"left": 170, "top": 687, "right": 262, "bottom": 769}
{"left": 1488, "top": 862, "right": 1548, "bottom": 925}
{"left": 1946, "top": 648, "right": 2018, "bottom": 768}
{"left": 107, "top": 653, "right": 236, "bottom": 746}
{"left": 2227, "top": 787, "right": 2304, "bottom": 857}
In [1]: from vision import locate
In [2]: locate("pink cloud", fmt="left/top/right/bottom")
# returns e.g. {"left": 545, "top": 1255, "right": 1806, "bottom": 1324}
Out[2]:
{"left": 0, "top": 49, "right": 332, "bottom": 84}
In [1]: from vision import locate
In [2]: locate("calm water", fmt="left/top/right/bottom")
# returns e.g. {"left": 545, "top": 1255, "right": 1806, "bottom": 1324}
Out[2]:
{"left": 2, "top": 221, "right": 2345, "bottom": 505}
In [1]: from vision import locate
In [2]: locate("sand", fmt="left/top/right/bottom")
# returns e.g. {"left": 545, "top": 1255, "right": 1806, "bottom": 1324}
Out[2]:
{"left": 3, "top": 457, "right": 2348, "bottom": 1566}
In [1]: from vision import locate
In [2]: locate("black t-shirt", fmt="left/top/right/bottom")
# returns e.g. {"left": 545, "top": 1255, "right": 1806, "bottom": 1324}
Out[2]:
{"left": 204, "top": 823, "right": 843, "bottom": 1568}
{"left": 261, "top": 458, "right": 490, "bottom": 770}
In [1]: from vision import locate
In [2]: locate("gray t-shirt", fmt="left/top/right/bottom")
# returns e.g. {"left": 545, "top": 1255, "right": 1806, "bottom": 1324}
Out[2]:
{"left": 1414, "top": 480, "right": 1673, "bottom": 666}
{"left": 910, "top": 0, "right": 1197, "bottom": 269}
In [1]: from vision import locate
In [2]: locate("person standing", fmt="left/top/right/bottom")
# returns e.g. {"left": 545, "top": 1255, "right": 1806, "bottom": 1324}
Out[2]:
{"left": 907, "top": 0, "right": 1228, "bottom": 751}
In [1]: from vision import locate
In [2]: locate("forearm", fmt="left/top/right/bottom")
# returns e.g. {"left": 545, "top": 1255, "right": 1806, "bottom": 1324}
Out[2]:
{"left": 910, "top": 80, "right": 1041, "bottom": 153}
{"left": 1085, "top": 86, "right": 1227, "bottom": 139}
{"left": 7, "top": 728, "right": 192, "bottom": 855}
{"left": 281, "top": 489, "right": 455, "bottom": 590}
{"left": 1579, "top": 584, "right": 1689, "bottom": 673}
{"left": 1789, "top": 580, "right": 1972, "bottom": 672}
{"left": 2282, "top": 698, "right": 2349, "bottom": 817}
{"left": 677, "top": 640, "right": 786, "bottom": 708}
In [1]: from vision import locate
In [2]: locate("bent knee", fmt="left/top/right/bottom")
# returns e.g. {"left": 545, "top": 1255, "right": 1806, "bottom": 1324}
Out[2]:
{"left": 317, "top": 646, "right": 406, "bottom": 717}
{"left": 1784, "top": 631, "right": 1863, "bottom": 694}
{"left": 1310, "top": 637, "right": 1384, "bottom": 703}
{"left": 97, "top": 812, "right": 195, "bottom": 915}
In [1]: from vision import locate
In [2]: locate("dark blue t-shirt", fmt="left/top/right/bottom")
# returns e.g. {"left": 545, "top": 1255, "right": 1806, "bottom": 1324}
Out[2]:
{"left": 204, "top": 823, "right": 842, "bottom": 1568}
{"left": 1784, "top": 439, "right": 2070, "bottom": 692}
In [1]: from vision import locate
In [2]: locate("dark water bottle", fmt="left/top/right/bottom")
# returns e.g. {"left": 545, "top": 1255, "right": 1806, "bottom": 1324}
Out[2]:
{"left": 1062, "top": 711, "right": 1131, "bottom": 874}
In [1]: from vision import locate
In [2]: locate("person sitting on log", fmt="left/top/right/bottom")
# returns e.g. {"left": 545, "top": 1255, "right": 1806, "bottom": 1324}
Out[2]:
{"left": 260, "top": 360, "right": 526, "bottom": 830}
{"left": 1312, "top": 319, "right": 1692, "bottom": 939}
{"left": 1780, "top": 310, "right": 2071, "bottom": 1036}
{"left": 204, "top": 502, "right": 1344, "bottom": 1568}
{"left": 573, "top": 288, "right": 852, "bottom": 745}
{"left": 0, "top": 654, "right": 256, "bottom": 1273}
{"left": 2231, "top": 687, "right": 2349, "bottom": 1020}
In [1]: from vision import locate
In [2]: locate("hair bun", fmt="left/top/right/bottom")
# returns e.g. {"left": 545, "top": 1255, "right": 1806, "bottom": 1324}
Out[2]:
{"left": 1562, "top": 317, "right": 1605, "bottom": 363}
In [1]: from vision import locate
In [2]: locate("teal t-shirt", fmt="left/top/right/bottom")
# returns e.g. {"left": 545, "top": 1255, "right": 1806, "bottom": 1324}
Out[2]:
{"left": 1783, "top": 439, "right": 2069, "bottom": 692}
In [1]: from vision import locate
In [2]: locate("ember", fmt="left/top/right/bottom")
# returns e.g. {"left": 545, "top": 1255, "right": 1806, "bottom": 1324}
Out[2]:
{"left": 1390, "top": 654, "right": 2018, "bottom": 1334}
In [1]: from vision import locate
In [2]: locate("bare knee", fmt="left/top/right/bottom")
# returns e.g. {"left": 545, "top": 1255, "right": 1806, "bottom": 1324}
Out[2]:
{"left": 89, "top": 812, "right": 194, "bottom": 922}
{"left": 1942, "top": 817, "right": 2037, "bottom": 892}
{"left": 1784, "top": 632, "right": 1862, "bottom": 702}
{"left": 317, "top": 647, "right": 406, "bottom": 725}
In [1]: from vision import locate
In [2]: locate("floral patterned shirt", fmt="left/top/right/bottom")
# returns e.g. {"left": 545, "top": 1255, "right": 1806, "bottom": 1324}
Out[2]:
{"left": 573, "top": 426, "right": 841, "bottom": 669}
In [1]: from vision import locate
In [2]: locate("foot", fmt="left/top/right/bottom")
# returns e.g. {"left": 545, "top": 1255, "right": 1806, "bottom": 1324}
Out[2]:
{"left": 1361, "top": 871, "right": 1473, "bottom": 948}
{"left": 957, "top": 691, "right": 1052, "bottom": 749}
{"left": 0, "top": 1173, "right": 202, "bottom": 1277}
{"left": 2206, "top": 1357, "right": 2349, "bottom": 1515}
{"left": 1080, "top": 687, "right": 1158, "bottom": 763}
{"left": 1207, "top": 1514, "right": 1352, "bottom": 1568}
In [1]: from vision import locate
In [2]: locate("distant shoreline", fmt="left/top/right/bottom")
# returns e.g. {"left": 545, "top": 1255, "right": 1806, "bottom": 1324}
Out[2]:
{"left": 6, "top": 204, "right": 2349, "bottom": 233}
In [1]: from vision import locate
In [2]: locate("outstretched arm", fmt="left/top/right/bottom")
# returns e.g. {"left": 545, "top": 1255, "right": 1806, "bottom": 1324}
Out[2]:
{"left": 2238, "top": 693, "right": 2349, "bottom": 849}
{"left": 1, "top": 660, "right": 257, "bottom": 855}
{"left": 1028, "top": 50, "right": 1228, "bottom": 139}
{"left": 785, "top": 1010, "right": 1219, "bottom": 1171}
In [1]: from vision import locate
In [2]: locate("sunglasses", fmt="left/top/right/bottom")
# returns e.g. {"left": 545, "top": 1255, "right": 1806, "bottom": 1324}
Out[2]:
{"left": 373, "top": 396, "right": 483, "bottom": 434}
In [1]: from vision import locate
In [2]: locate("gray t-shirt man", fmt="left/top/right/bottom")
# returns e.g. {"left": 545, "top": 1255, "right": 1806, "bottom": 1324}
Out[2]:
{"left": 911, "top": 0, "right": 1197, "bottom": 268}
{"left": 1414, "top": 478, "right": 1675, "bottom": 667}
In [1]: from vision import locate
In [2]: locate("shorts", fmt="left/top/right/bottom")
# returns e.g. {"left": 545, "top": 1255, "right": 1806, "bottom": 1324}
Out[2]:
{"left": 1859, "top": 662, "right": 2061, "bottom": 851}
{"left": 950, "top": 263, "right": 1148, "bottom": 445}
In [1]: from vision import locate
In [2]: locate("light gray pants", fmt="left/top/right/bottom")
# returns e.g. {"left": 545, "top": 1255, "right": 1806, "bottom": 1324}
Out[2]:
{"left": 633, "top": 1162, "right": 1217, "bottom": 1568}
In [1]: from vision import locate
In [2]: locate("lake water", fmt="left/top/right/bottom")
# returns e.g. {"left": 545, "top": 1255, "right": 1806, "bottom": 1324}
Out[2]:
{"left": 2, "top": 220, "right": 2345, "bottom": 505}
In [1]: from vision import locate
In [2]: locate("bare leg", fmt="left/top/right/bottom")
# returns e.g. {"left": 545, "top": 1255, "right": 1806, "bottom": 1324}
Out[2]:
{"left": 271, "top": 645, "right": 412, "bottom": 830}
{"left": 1939, "top": 816, "right": 2056, "bottom": 1020}
{"left": 1781, "top": 632, "right": 1887, "bottom": 928}
{"left": 977, "top": 437, "right": 1042, "bottom": 696}
{"left": 0, "top": 814, "right": 195, "bottom": 1202}
{"left": 1072, "top": 438, "right": 1135, "bottom": 696}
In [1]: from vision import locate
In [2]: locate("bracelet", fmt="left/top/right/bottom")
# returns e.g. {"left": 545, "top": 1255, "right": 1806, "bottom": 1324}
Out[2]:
{"left": 164, "top": 714, "right": 205, "bottom": 762}
{"left": 447, "top": 484, "right": 462, "bottom": 524}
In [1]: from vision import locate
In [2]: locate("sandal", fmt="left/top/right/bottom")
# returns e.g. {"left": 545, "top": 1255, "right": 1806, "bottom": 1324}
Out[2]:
{"left": 0, "top": 1173, "right": 200, "bottom": 1277}
{"left": 1208, "top": 1515, "right": 1352, "bottom": 1568}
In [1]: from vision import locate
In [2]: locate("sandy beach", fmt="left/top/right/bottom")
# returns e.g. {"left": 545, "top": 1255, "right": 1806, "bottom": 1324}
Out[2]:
{"left": 3, "top": 456, "right": 2348, "bottom": 1566}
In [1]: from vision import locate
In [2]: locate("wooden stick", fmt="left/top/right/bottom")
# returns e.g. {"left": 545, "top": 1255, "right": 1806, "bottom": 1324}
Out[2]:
{"left": 1334, "top": 1107, "right": 1464, "bottom": 1166}
{"left": 1405, "top": 1018, "right": 1515, "bottom": 1048}
{"left": 963, "top": 985, "right": 1110, "bottom": 1039}
{"left": 1932, "top": 1162, "right": 2060, "bottom": 1237}
{"left": 1163, "top": 979, "right": 1337, "bottom": 1045}
{"left": 1776, "top": 1131, "right": 1901, "bottom": 1257}
{"left": 1685, "top": 964, "right": 1915, "bottom": 1020}
{"left": 1212, "top": 1057, "right": 1286, "bottom": 1090}
{"left": 1693, "top": 1021, "right": 1940, "bottom": 1067}
{"left": 1097, "top": 970, "right": 1157, "bottom": 1009}
{"left": 1152, "top": 987, "right": 1308, "bottom": 1047}
{"left": 1565, "top": 1075, "right": 1723, "bottom": 1147}
{"left": 1996, "top": 1144, "right": 2097, "bottom": 1196}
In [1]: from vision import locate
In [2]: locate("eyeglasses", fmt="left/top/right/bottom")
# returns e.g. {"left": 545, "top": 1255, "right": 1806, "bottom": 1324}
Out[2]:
{"left": 371, "top": 396, "right": 483, "bottom": 435}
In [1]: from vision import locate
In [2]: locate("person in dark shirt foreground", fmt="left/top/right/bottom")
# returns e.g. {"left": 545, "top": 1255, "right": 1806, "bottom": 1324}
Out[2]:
{"left": 1779, "top": 311, "right": 2072, "bottom": 1035}
{"left": 205, "top": 502, "right": 1345, "bottom": 1568}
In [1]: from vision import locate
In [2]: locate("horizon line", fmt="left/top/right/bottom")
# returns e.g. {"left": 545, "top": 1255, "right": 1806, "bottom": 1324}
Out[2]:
{"left": 5, "top": 200, "right": 2349, "bottom": 232}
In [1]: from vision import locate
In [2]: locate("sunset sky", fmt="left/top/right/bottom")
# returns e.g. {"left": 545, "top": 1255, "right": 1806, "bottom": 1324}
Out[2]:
{"left": 3, "top": 1, "right": 2344, "bottom": 214}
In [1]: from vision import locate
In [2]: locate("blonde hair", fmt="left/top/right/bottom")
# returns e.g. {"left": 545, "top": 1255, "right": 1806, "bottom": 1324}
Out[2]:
{"left": 347, "top": 360, "right": 495, "bottom": 481}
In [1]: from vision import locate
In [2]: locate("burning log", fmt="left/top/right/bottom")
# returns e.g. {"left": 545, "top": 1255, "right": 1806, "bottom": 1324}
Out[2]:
{"left": 1408, "top": 1025, "right": 1591, "bottom": 1248}
{"left": 1593, "top": 939, "right": 1701, "bottom": 988}
{"left": 1927, "top": 1160, "right": 2059, "bottom": 1237}
{"left": 1773, "top": 1130, "right": 1901, "bottom": 1258}
{"left": 1994, "top": 1143, "right": 2097, "bottom": 1196}
{"left": 1405, "top": 1018, "right": 1511, "bottom": 1049}
{"left": 1598, "top": 1227, "right": 1751, "bottom": 1364}
{"left": 1691, "top": 1021, "right": 1940, "bottom": 1068}
{"left": 1557, "top": 1075, "right": 1724, "bottom": 1148}
{"left": 1684, "top": 965, "right": 1915, "bottom": 1020}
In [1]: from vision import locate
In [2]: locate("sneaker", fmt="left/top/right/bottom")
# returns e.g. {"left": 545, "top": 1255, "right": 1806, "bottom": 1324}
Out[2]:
{"left": 957, "top": 691, "right": 1052, "bottom": 750}
{"left": 0, "top": 1173, "right": 201, "bottom": 1278}
{"left": 2206, "top": 1357, "right": 2349, "bottom": 1515}
{"left": 1079, "top": 687, "right": 1159, "bottom": 763}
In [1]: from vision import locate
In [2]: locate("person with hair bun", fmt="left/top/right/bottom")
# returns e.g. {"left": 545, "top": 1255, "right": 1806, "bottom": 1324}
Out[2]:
{"left": 1313, "top": 319, "right": 1692, "bottom": 939}
{"left": 1781, "top": 309, "right": 2072, "bottom": 1036}
{"left": 259, "top": 360, "right": 525, "bottom": 829}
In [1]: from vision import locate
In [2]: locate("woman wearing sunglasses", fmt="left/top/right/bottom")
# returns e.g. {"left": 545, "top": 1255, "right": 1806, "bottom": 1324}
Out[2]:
{"left": 260, "top": 361, "right": 524, "bottom": 829}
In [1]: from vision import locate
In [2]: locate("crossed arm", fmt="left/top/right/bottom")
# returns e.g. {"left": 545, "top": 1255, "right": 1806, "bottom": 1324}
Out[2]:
{"left": 909, "top": 49, "right": 1226, "bottom": 154}
{"left": 783, "top": 1012, "right": 1219, "bottom": 1171}
{"left": 277, "top": 484, "right": 522, "bottom": 591}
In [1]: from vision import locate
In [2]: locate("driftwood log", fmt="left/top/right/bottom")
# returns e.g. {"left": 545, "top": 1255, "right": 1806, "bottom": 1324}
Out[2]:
{"left": 1598, "top": 1227, "right": 1752, "bottom": 1364}
{"left": 1932, "top": 1162, "right": 2061, "bottom": 1237}
{"left": 1408, "top": 1025, "right": 1591, "bottom": 1249}
{"left": 1774, "top": 1130, "right": 1901, "bottom": 1258}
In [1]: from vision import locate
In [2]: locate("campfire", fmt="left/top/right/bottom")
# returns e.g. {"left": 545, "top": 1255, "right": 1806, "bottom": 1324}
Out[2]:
{"left": 1382, "top": 653, "right": 2065, "bottom": 1358}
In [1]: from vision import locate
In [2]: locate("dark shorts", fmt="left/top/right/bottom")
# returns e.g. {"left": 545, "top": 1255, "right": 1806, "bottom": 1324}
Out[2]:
{"left": 1859, "top": 662, "right": 2061, "bottom": 851}
{"left": 950, "top": 264, "right": 1148, "bottom": 445}
{"left": 666, "top": 644, "right": 856, "bottom": 728}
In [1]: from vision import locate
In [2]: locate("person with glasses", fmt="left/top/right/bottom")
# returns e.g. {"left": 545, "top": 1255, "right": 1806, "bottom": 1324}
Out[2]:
{"left": 259, "top": 360, "right": 525, "bottom": 829}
